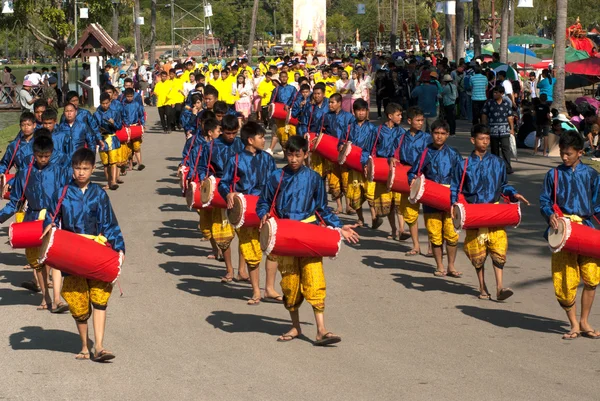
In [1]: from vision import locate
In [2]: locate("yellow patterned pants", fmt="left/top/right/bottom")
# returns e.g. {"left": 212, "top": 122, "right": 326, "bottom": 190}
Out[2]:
{"left": 278, "top": 256, "right": 326, "bottom": 313}
{"left": 327, "top": 164, "right": 344, "bottom": 199}
{"left": 373, "top": 183, "right": 394, "bottom": 217}
{"left": 274, "top": 119, "right": 295, "bottom": 146}
{"left": 197, "top": 208, "right": 212, "bottom": 240}
{"left": 210, "top": 207, "right": 235, "bottom": 251}
{"left": 399, "top": 193, "right": 420, "bottom": 226}
{"left": 463, "top": 228, "right": 507, "bottom": 269}
{"left": 310, "top": 153, "right": 326, "bottom": 178}
{"left": 61, "top": 275, "right": 113, "bottom": 322}
{"left": 425, "top": 212, "right": 459, "bottom": 246}
{"left": 22, "top": 209, "right": 46, "bottom": 270}
{"left": 347, "top": 170, "right": 375, "bottom": 211}
{"left": 236, "top": 226, "right": 262, "bottom": 268}
{"left": 129, "top": 139, "right": 142, "bottom": 152}
{"left": 100, "top": 134, "right": 122, "bottom": 165}
{"left": 552, "top": 250, "right": 600, "bottom": 310}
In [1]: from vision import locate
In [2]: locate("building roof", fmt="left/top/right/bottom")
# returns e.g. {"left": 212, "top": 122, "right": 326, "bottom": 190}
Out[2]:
{"left": 67, "top": 23, "right": 124, "bottom": 57}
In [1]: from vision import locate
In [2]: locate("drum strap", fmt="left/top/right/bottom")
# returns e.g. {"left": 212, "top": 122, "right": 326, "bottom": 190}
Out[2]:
{"left": 371, "top": 125, "right": 383, "bottom": 156}
{"left": 269, "top": 170, "right": 286, "bottom": 218}
{"left": 182, "top": 135, "right": 197, "bottom": 166}
{"left": 50, "top": 184, "right": 69, "bottom": 224}
{"left": 192, "top": 143, "right": 204, "bottom": 182}
{"left": 231, "top": 153, "right": 240, "bottom": 192}
{"left": 206, "top": 140, "right": 216, "bottom": 175}
{"left": 344, "top": 123, "right": 352, "bottom": 143}
{"left": 6, "top": 137, "right": 22, "bottom": 172}
{"left": 19, "top": 157, "right": 35, "bottom": 203}
{"left": 318, "top": 113, "right": 326, "bottom": 133}
{"left": 290, "top": 90, "right": 300, "bottom": 107}
{"left": 552, "top": 168, "right": 563, "bottom": 217}
{"left": 417, "top": 147, "right": 429, "bottom": 176}
{"left": 272, "top": 87, "right": 279, "bottom": 104}
{"left": 393, "top": 134, "right": 405, "bottom": 161}
{"left": 458, "top": 157, "right": 469, "bottom": 195}
{"left": 307, "top": 105, "right": 316, "bottom": 132}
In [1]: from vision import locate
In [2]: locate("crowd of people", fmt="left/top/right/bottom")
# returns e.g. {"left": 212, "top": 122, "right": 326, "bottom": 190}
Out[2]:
{"left": 1, "top": 47, "right": 600, "bottom": 364}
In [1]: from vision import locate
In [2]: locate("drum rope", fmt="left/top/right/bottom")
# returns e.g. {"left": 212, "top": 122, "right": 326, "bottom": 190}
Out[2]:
{"left": 192, "top": 143, "right": 204, "bottom": 182}
{"left": 416, "top": 148, "right": 429, "bottom": 177}
{"left": 18, "top": 157, "right": 35, "bottom": 203}
{"left": 181, "top": 135, "right": 197, "bottom": 167}
{"left": 458, "top": 157, "right": 469, "bottom": 195}
{"left": 394, "top": 133, "right": 405, "bottom": 162}
{"left": 269, "top": 170, "right": 286, "bottom": 218}
{"left": 5, "top": 136, "right": 21, "bottom": 173}
{"left": 371, "top": 126, "right": 383, "bottom": 157}
{"left": 231, "top": 153, "right": 240, "bottom": 193}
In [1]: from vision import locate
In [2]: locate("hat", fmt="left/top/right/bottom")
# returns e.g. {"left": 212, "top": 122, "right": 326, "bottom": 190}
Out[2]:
{"left": 119, "top": 70, "right": 126, "bottom": 75}
{"left": 419, "top": 71, "right": 431, "bottom": 82}
{"left": 23, "top": 80, "right": 33, "bottom": 87}
{"left": 442, "top": 74, "right": 453, "bottom": 82}
{"left": 430, "top": 71, "right": 439, "bottom": 79}
{"left": 553, "top": 113, "right": 570, "bottom": 123}
{"left": 175, "top": 69, "right": 183, "bottom": 77}
{"left": 48, "top": 76, "right": 57, "bottom": 84}
{"left": 143, "top": 60, "right": 150, "bottom": 66}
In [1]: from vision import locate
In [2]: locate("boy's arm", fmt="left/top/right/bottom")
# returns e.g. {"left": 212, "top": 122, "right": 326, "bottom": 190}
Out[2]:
{"left": 0, "top": 142, "right": 15, "bottom": 175}
{"left": 0, "top": 170, "right": 24, "bottom": 224}
{"left": 84, "top": 111, "right": 100, "bottom": 134}
{"left": 450, "top": 160, "right": 464, "bottom": 205}
{"left": 98, "top": 192, "right": 125, "bottom": 253}
{"left": 217, "top": 159, "right": 235, "bottom": 200}
{"left": 499, "top": 165, "right": 518, "bottom": 201}
{"left": 314, "top": 176, "right": 342, "bottom": 228}
{"left": 539, "top": 169, "right": 555, "bottom": 223}
{"left": 113, "top": 111, "right": 123, "bottom": 130}
{"left": 256, "top": 172, "right": 276, "bottom": 220}
{"left": 138, "top": 103, "right": 146, "bottom": 125}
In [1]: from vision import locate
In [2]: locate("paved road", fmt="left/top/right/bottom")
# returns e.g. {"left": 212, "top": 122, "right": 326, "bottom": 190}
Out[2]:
{"left": 0, "top": 108, "right": 598, "bottom": 401}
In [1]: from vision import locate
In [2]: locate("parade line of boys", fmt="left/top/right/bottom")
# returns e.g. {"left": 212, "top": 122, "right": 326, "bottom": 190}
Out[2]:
{"left": 2, "top": 66, "right": 600, "bottom": 363}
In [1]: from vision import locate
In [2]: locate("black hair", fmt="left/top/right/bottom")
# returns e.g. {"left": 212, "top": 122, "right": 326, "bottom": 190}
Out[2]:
{"left": 200, "top": 110, "right": 216, "bottom": 123}
{"left": 33, "top": 99, "right": 47, "bottom": 111}
{"left": 353, "top": 98, "right": 368, "bottom": 111}
{"left": 471, "top": 123, "right": 490, "bottom": 138}
{"left": 100, "top": 92, "right": 111, "bottom": 102}
{"left": 385, "top": 102, "right": 403, "bottom": 117}
{"left": 240, "top": 121, "right": 266, "bottom": 146}
{"left": 124, "top": 78, "right": 133, "bottom": 84}
{"left": 213, "top": 101, "right": 228, "bottom": 115}
{"left": 20, "top": 112, "right": 36, "bottom": 125}
{"left": 34, "top": 128, "right": 52, "bottom": 139}
{"left": 103, "top": 84, "right": 117, "bottom": 93}
{"left": 191, "top": 94, "right": 203, "bottom": 104}
{"left": 330, "top": 93, "right": 342, "bottom": 103}
{"left": 496, "top": 70, "right": 506, "bottom": 78}
{"left": 406, "top": 106, "right": 424, "bottom": 120}
{"left": 203, "top": 118, "right": 220, "bottom": 134}
{"left": 285, "top": 135, "right": 308, "bottom": 153}
{"left": 124, "top": 88, "right": 135, "bottom": 95}
{"left": 298, "top": 76, "right": 309, "bottom": 85}
{"left": 430, "top": 119, "right": 450, "bottom": 133}
{"left": 493, "top": 85, "right": 505, "bottom": 94}
{"left": 72, "top": 147, "right": 96, "bottom": 166}
{"left": 204, "top": 85, "right": 219, "bottom": 99}
{"left": 221, "top": 114, "right": 239, "bottom": 132}
{"left": 41, "top": 109, "right": 58, "bottom": 121}
{"left": 33, "top": 134, "right": 54, "bottom": 154}
{"left": 300, "top": 83, "right": 311, "bottom": 92}
{"left": 313, "top": 82, "right": 326, "bottom": 93}
{"left": 559, "top": 130, "right": 584, "bottom": 151}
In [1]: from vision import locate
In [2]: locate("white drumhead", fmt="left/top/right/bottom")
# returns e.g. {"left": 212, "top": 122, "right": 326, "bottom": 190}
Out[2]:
{"left": 186, "top": 182, "right": 197, "bottom": 209}
{"left": 338, "top": 142, "right": 351, "bottom": 165}
{"left": 409, "top": 176, "right": 423, "bottom": 201}
{"left": 200, "top": 178, "right": 213, "bottom": 204}
{"left": 548, "top": 218, "right": 567, "bottom": 250}
{"left": 366, "top": 157, "right": 375, "bottom": 182}
{"left": 452, "top": 204, "right": 463, "bottom": 230}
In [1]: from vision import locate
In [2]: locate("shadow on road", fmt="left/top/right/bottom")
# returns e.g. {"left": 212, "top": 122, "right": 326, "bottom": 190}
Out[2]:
{"left": 177, "top": 278, "right": 251, "bottom": 301}
{"left": 156, "top": 187, "right": 182, "bottom": 197}
{"left": 392, "top": 272, "right": 479, "bottom": 296}
{"left": 153, "top": 219, "right": 201, "bottom": 239}
{"left": 362, "top": 256, "right": 432, "bottom": 273}
{"left": 158, "top": 203, "right": 191, "bottom": 213}
{"left": 156, "top": 242, "right": 210, "bottom": 258}
{"left": 456, "top": 305, "right": 568, "bottom": 334}
{"left": 156, "top": 177, "right": 179, "bottom": 185}
{"left": 9, "top": 326, "right": 80, "bottom": 353}
{"left": 158, "top": 261, "right": 222, "bottom": 279}
{"left": 0, "top": 288, "right": 40, "bottom": 306}
{"left": 206, "top": 310, "right": 312, "bottom": 339}
{"left": 0, "top": 252, "right": 27, "bottom": 267}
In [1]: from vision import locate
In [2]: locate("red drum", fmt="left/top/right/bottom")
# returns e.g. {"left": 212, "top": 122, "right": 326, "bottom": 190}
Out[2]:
{"left": 452, "top": 202, "right": 521, "bottom": 231}
{"left": 338, "top": 142, "right": 363, "bottom": 172}
{"left": 548, "top": 218, "right": 600, "bottom": 259}
{"left": 2, "top": 173, "right": 14, "bottom": 200}
{"left": 201, "top": 176, "right": 227, "bottom": 209}
{"left": 260, "top": 217, "right": 342, "bottom": 258}
{"left": 308, "top": 132, "right": 339, "bottom": 163}
{"left": 39, "top": 228, "right": 122, "bottom": 283}
{"left": 115, "top": 125, "right": 144, "bottom": 143}
{"left": 366, "top": 156, "right": 389, "bottom": 183}
{"left": 9, "top": 220, "right": 44, "bottom": 249}
{"left": 387, "top": 164, "right": 411, "bottom": 194}
{"left": 409, "top": 176, "right": 452, "bottom": 212}
{"left": 269, "top": 102, "right": 299, "bottom": 126}
{"left": 179, "top": 165, "right": 190, "bottom": 196}
{"left": 227, "top": 193, "right": 260, "bottom": 229}
{"left": 186, "top": 181, "right": 205, "bottom": 210}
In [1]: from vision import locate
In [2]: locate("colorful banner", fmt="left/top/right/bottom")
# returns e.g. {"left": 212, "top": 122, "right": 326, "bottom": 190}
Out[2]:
{"left": 293, "top": 0, "right": 326, "bottom": 54}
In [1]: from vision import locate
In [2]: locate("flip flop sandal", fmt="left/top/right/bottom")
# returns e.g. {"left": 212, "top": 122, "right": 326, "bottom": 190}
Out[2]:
{"left": 51, "top": 303, "right": 69, "bottom": 314}
{"left": 387, "top": 232, "right": 398, "bottom": 240}
{"left": 446, "top": 271, "right": 463, "bottom": 278}
{"left": 398, "top": 232, "right": 411, "bottom": 241}
{"left": 433, "top": 270, "right": 446, "bottom": 277}
{"left": 75, "top": 352, "right": 90, "bottom": 360}
{"left": 36, "top": 303, "right": 48, "bottom": 311}
{"left": 497, "top": 288, "right": 514, "bottom": 301}
{"left": 262, "top": 295, "right": 283, "bottom": 303}
{"left": 137, "top": 164, "right": 146, "bottom": 171}
{"left": 405, "top": 250, "right": 419, "bottom": 257}
{"left": 277, "top": 333, "right": 299, "bottom": 342}
{"left": 581, "top": 330, "right": 600, "bottom": 339}
{"left": 21, "top": 280, "right": 41, "bottom": 293}
{"left": 92, "top": 350, "right": 115, "bottom": 362}
{"left": 233, "top": 277, "right": 251, "bottom": 283}
{"left": 109, "top": 184, "right": 119, "bottom": 191}
{"left": 314, "top": 332, "right": 342, "bottom": 346}
{"left": 422, "top": 252, "right": 434, "bottom": 258}
{"left": 562, "top": 331, "right": 580, "bottom": 340}
{"left": 371, "top": 217, "right": 384, "bottom": 230}
{"left": 220, "top": 276, "right": 233, "bottom": 283}
{"left": 478, "top": 294, "right": 491, "bottom": 300}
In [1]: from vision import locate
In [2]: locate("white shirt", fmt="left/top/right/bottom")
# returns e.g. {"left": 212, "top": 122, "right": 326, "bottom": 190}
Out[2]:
{"left": 27, "top": 72, "right": 43, "bottom": 86}
{"left": 19, "top": 89, "right": 33, "bottom": 111}
{"left": 501, "top": 79, "right": 513, "bottom": 95}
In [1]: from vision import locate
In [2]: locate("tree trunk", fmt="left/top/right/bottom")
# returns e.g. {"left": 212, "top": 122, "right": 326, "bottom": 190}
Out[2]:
{"left": 150, "top": 0, "right": 157, "bottom": 64}
{"left": 473, "top": 0, "right": 481, "bottom": 56}
{"left": 508, "top": 0, "right": 515, "bottom": 36}
{"left": 55, "top": 38, "right": 69, "bottom": 104}
{"left": 112, "top": 4, "right": 119, "bottom": 41}
{"left": 455, "top": 1, "right": 465, "bottom": 61}
{"left": 390, "top": 0, "right": 399, "bottom": 51}
{"left": 247, "top": 0, "right": 260, "bottom": 55}
{"left": 134, "top": 0, "right": 143, "bottom": 62}
{"left": 552, "top": 0, "right": 567, "bottom": 112}
{"left": 444, "top": 13, "right": 453, "bottom": 59}
{"left": 499, "top": 0, "right": 510, "bottom": 63}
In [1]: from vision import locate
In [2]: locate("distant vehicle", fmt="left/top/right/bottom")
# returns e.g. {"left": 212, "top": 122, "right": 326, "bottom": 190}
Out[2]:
{"left": 161, "top": 50, "right": 181, "bottom": 60}
{"left": 270, "top": 46, "right": 285, "bottom": 57}
{"left": 0, "top": 58, "right": 9, "bottom": 64}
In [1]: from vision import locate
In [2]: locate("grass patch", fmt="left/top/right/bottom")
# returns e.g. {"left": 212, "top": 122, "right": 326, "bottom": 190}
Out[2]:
{"left": 582, "top": 158, "right": 600, "bottom": 173}
{"left": 0, "top": 122, "right": 20, "bottom": 151}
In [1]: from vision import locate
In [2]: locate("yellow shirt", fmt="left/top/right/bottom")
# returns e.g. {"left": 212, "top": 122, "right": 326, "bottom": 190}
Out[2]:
{"left": 317, "top": 77, "right": 337, "bottom": 98}
{"left": 344, "top": 65, "right": 354, "bottom": 77}
{"left": 257, "top": 79, "right": 275, "bottom": 107}
{"left": 153, "top": 80, "right": 170, "bottom": 107}
{"left": 259, "top": 63, "right": 269, "bottom": 75}
{"left": 219, "top": 75, "right": 236, "bottom": 104}
{"left": 166, "top": 77, "right": 185, "bottom": 105}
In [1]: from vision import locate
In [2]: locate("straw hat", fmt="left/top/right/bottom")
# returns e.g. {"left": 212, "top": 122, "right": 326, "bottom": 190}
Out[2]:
{"left": 443, "top": 74, "right": 453, "bottom": 82}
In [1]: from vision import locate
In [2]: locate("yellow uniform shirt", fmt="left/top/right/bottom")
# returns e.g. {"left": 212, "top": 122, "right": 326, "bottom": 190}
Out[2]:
{"left": 259, "top": 63, "right": 269, "bottom": 75}
{"left": 166, "top": 77, "right": 185, "bottom": 105}
{"left": 344, "top": 65, "right": 354, "bottom": 78}
{"left": 153, "top": 80, "right": 170, "bottom": 107}
{"left": 257, "top": 79, "right": 275, "bottom": 107}
{"left": 220, "top": 75, "right": 236, "bottom": 104}
{"left": 317, "top": 77, "right": 337, "bottom": 98}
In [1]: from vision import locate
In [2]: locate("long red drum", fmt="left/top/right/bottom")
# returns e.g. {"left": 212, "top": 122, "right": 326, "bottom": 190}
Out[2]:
{"left": 269, "top": 102, "right": 299, "bottom": 126}
{"left": 115, "top": 125, "right": 144, "bottom": 143}
{"left": 409, "top": 176, "right": 452, "bottom": 212}
{"left": 387, "top": 164, "right": 411, "bottom": 194}
{"left": 201, "top": 176, "right": 227, "bottom": 209}
{"left": 366, "top": 156, "right": 389, "bottom": 183}
{"left": 338, "top": 142, "right": 363, "bottom": 172}
{"left": 179, "top": 165, "right": 190, "bottom": 196}
{"left": 39, "top": 228, "right": 122, "bottom": 283}
{"left": 2, "top": 173, "right": 14, "bottom": 200}
{"left": 9, "top": 220, "right": 44, "bottom": 248}
{"left": 548, "top": 218, "right": 600, "bottom": 259}
{"left": 308, "top": 132, "right": 339, "bottom": 163}
{"left": 228, "top": 193, "right": 260, "bottom": 229}
{"left": 260, "top": 217, "right": 342, "bottom": 258}
{"left": 452, "top": 202, "right": 521, "bottom": 231}
{"left": 186, "top": 181, "right": 205, "bottom": 210}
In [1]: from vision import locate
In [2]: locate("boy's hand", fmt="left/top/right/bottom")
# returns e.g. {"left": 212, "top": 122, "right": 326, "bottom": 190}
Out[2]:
{"left": 514, "top": 194, "right": 530, "bottom": 205}
{"left": 226, "top": 192, "right": 237, "bottom": 209}
{"left": 98, "top": 141, "right": 105, "bottom": 151}
{"left": 450, "top": 204, "right": 456, "bottom": 220}
{"left": 389, "top": 158, "right": 399, "bottom": 168}
{"left": 39, "top": 223, "right": 55, "bottom": 240}
{"left": 119, "top": 251, "right": 125, "bottom": 263}
{"left": 549, "top": 213, "right": 560, "bottom": 230}
{"left": 259, "top": 213, "right": 271, "bottom": 229}
{"left": 108, "top": 118, "right": 115, "bottom": 125}
{"left": 341, "top": 224, "right": 360, "bottom": 244}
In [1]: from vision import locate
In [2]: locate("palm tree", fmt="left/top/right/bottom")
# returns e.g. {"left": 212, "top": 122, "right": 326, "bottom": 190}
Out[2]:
{"left": 499, "top": 0, "right": 510, "bottom": 63}
{"left": 247, "top": 0, "right": 260, "bottom": 55}
{"left": 150, "top": 0, "right": 157, "bottom": 63}
{"left": 455, "top": 1, "right": 465, "bottom": 61}
{"left": 552, "top": 0, "right": 568, "bottom": 112}
{"left": 473, "top": 0, "right": 481, "bottom": 56}
{"left": 444, "top": 13, "right": 453, "bottom": 59}
{"left": 390, "top": 0, "right": 399, "bottom": 51}
{"left": 134, "top": 0, "right": 142, "bottom": 63}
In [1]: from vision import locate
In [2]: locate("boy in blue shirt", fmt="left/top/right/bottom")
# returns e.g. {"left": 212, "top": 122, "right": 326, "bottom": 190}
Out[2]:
{"left": 122, "top": 88, "right": 146, "bottom": 171}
